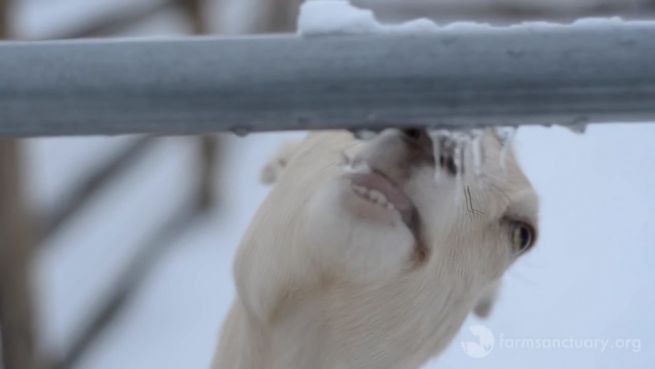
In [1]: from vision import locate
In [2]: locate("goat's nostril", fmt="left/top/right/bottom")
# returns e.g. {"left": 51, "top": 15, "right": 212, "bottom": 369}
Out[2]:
{"left": 402, "top": 128, "right": 423, "bottom": 140}
{"left": 402, "top": 128, "right": 435, "bottom": 164}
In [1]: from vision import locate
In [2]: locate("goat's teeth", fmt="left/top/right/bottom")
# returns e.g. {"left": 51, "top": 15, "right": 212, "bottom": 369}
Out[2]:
{"left": 352, "top": 184, "right": 367, "bottom": 195}
{"left": 368, "top": 190, "right": 385, "bottom": 203}
{"left": 351, "top": 183, "right": 394, "bottom": 210}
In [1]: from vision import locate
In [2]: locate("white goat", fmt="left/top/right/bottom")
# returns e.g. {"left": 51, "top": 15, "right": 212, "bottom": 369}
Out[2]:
{"left": 212, "top": 129, "right": 538, "bottom": 369}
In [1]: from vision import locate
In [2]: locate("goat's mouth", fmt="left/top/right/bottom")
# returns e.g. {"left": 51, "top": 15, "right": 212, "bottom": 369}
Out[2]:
{"left": 346, "top": 170, "right": 414, "bottom": 225}
{"left": 345, "top": 170, "right": 428, "bottom": 263}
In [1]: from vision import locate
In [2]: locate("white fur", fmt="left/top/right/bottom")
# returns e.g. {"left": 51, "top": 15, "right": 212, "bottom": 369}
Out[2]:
{"left": 212, "top": 130, "right": 538, "bottom": 369}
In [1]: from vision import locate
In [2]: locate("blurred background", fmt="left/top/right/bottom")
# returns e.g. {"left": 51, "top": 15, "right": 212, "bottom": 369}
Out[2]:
{"left": 0, "top": 1, "right": 654, "bottom": 369}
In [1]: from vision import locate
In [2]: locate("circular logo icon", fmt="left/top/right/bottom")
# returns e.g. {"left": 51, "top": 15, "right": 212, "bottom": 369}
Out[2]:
{"left": 461, "top": 324, "right": 495, "bottom": 358}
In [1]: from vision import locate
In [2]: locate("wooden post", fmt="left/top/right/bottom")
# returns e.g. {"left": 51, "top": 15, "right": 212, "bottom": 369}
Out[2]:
{"left": 0, "top": 139, "right": 37, "bottom": 369}
{"left": 0, "top": 1, "right": 37, "bottom": 368}
{"left": 182, "top": 0, "right": 206, "bottom": 34}
{"left": 181, "top": 0, "right": 220, "bottom": 212}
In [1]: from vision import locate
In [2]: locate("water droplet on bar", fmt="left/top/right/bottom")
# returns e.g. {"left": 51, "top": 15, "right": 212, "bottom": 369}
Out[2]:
{"left": 232, "top": 128, "right": 251, "bottom": 137}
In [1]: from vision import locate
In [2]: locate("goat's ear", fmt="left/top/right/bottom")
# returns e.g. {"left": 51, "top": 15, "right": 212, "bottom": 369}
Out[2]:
{"left": 260, "top": 140, "right": 303, "bottom": 185}
{"left": 474, "top": 281, "right": 501, "bottom": 319}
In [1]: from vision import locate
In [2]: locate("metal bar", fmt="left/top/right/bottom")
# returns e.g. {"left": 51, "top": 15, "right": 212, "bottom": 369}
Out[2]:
{"left": 1, "top": 22, "right": 655, "bottom": 137}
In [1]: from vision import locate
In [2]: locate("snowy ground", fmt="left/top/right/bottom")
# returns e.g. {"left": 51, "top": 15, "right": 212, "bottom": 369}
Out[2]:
{"left": 9, "top": 1, "right": 655, "bottom": 368}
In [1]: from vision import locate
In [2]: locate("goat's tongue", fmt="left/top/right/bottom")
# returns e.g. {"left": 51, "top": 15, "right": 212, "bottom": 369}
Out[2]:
{"left": 349, "top": 172, "right": 414, "bottom": 222}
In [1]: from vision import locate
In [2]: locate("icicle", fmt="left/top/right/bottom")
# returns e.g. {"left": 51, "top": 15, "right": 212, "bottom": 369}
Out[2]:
{"left": 494, "top": 126, "right": 517, "bottom": 146}
{"left": 429, "top": 128, "right": 486, "bottom": 185}
{"left": 452, "top": 134, "right": 464, "bottom": 174}
{"left": 455, "top": 129, "right": 483, "bottom": 176}
{"left": 453, "top": 139, "right": 464, "bottom": 204}
{"left": 566, "top": 123, "right": 588, "bottom": 134}
{"left": 454, "top": 172, "right": 463, "bottom": 204}
{"left": 495, "top": 126, "right": 518, "bottom": 173}
{"left": 429, "top": 130, "right": 447, "bottom": 183}
{"left": 471, "top": 131, "right": 483, "bottom": 176}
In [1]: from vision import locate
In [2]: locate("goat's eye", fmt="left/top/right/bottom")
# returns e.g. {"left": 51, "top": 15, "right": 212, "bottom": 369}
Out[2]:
{"left": 511, "top": 221, "right": 535, "bottom": 254}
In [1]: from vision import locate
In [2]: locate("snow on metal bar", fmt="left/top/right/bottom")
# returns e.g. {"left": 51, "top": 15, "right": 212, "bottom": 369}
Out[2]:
{"left": 0, "top": 21, "right": 655, "bottom": 136}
